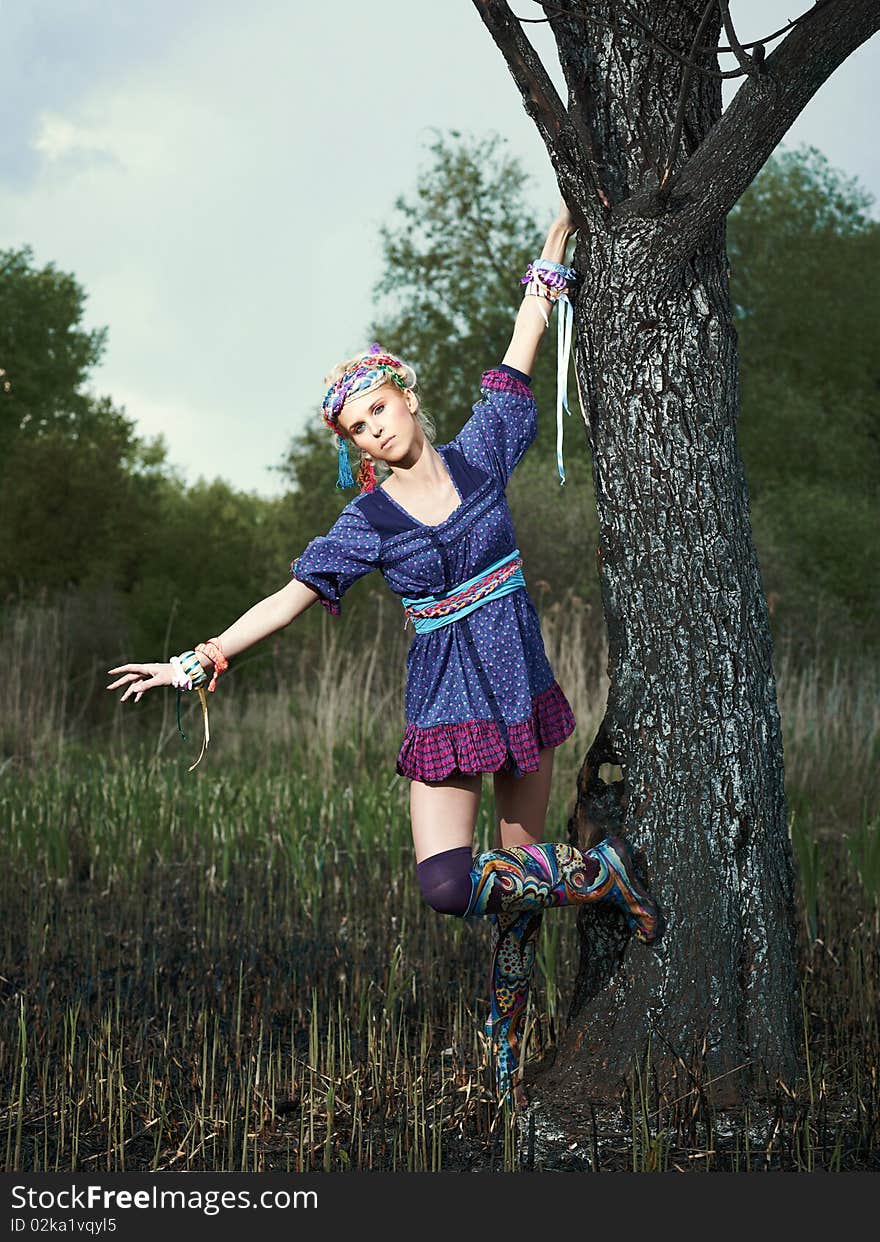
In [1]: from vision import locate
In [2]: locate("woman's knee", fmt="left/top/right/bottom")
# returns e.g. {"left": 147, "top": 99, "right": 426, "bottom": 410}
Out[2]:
{"left": 416, "top": 844, "right": 474, "bottom": 916}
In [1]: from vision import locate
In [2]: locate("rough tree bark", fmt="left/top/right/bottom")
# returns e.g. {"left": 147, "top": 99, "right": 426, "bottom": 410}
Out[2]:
{"left": 472, "top": 0, "right": 880, "bottom": 1105}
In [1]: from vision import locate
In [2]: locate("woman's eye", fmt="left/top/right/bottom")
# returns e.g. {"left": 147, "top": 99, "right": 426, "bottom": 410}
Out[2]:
{"left": 352, "top": 404, "right": 383, "bottom": 436}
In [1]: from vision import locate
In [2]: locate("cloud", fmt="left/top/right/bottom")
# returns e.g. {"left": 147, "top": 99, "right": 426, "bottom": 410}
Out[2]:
{"left": 31, "top": 111, "right": 123, "bottom": 178}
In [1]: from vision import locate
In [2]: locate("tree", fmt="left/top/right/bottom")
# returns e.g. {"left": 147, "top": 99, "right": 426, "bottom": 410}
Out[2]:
{"left": 370, "top": 130, "right": 547, "bottom": 441}
{"left": 471, "top": 0, "right": 880, "bottom": 1104}
{"left": 361, "top": 123, "right": 880, "bottom": 663}
{"left": 0, "top": 246, "right": 108, "bottom": 448}
{"left": 369, "top": 131, "right": 880, "bottom": 659}
{"left": 0, "top": 247, "right": 173, "bottom": 604}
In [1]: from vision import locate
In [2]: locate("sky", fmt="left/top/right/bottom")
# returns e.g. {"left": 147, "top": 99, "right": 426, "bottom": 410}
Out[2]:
{"left": 4, "top": 1, "right": 878, "bottom": 498}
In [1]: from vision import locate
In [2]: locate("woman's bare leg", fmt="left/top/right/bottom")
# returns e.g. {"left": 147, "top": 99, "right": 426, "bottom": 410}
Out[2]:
{"left": 410, "top": 771, "right": 483, "bottom": 863}
{"left": 492, "top": 746, "right": 555, "bottom": 849}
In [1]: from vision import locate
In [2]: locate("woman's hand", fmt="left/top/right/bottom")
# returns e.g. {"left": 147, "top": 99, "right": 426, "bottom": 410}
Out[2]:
{"left": 106, "top": 662, "right": 174, "bottom": 703}
{"left": 556, "top": 195, "right": 577, "bottom": 235}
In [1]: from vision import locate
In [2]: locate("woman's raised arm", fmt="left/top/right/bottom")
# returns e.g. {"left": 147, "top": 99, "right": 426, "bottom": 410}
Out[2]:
{"left": 501, "top": 198, "right": 577, "bottom": 378}
{"left": 106, "top": 577, "right": 321, "bottom": 703}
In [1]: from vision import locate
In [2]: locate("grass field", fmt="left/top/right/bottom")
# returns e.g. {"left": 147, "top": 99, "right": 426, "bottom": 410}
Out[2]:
{"left": 1, "top": 606, "right": 878, "bottom": 1172}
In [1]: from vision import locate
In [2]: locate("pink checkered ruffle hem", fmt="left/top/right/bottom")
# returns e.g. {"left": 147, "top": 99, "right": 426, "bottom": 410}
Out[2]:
{"left": 395, "top": 679, "right": 576, "bottom": 781}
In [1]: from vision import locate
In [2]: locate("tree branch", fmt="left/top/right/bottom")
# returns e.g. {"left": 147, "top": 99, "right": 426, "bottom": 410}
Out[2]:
{"left": 471, "top": 0, "right": 608, "bottom": 223}
{"left": 615, "top": 0, "right": 880, "bottom": 271}
{"left": 660, "top": 2, "right": 720, "bottom": 193}
{"left": 520, "top": 1, "right": 826, "bottom": 79}
{"left": 717, "top": 0, "right": 762, "bottom": 79}
{"left": 539, "top": 2, "right": 615, "bottom": 212}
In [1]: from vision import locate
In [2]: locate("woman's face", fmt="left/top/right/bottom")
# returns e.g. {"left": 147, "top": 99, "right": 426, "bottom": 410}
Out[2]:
{"left": 335, "top": 382, "right": 419, "bottom": 463}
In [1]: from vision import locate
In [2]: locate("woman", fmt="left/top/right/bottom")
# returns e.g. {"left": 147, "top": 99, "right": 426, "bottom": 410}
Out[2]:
{"left": 107, "top": 199, "right": 659, "bottom": 1108}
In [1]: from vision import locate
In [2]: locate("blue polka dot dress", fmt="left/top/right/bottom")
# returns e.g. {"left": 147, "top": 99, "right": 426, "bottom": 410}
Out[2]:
{"left": 290, "top": 365, "right": 577, "bottom": 781}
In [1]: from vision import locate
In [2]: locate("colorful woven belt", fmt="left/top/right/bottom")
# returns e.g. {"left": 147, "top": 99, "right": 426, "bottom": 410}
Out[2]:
{"left": 401, "top": 548, "right": 525, "bottom": 634}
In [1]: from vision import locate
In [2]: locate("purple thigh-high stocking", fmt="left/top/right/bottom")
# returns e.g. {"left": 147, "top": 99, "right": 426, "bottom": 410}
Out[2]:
{"left": 416, "top": 845, "right": 502, "bottom": 916}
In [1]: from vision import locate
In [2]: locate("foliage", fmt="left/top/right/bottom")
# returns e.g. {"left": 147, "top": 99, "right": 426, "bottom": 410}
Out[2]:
{"left": 728, "top": 145, "right": 880, "bottom": 653}
{"left": 730, "top": 145, "right": 879, "bottom": 481}
{"left": 0, "top": 246, "right": 301, "bottom": 687}
{"left": 0, "top": 246, "right": 108, "bottom": 448}
{"left": 0, "top": 398, "right": 168, "bottom": 596}
{"left": 368, "top": 128, "right": 552, "bottom": 443}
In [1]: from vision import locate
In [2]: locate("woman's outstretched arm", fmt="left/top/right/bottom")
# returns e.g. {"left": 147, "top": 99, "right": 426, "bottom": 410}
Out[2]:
{"left": 106, "top": 577, "right": 321, "bottom": 703}
{"left": 501, "top": 197, "right": 577, "bottom": 378}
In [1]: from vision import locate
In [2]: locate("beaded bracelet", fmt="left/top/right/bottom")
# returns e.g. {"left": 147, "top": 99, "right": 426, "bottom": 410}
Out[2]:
{"left": 520, "top": 258, "right": 579, "bottom": 485}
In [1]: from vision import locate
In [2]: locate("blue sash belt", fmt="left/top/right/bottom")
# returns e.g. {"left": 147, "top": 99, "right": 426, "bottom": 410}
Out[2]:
{"left": 402, "top": 548, "right": 525, "bottom": 634}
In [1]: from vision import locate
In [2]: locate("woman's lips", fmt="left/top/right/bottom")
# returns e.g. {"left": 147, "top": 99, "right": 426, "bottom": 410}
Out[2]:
{"left": 381, "top": 435, "right": 395, "bottom": 450}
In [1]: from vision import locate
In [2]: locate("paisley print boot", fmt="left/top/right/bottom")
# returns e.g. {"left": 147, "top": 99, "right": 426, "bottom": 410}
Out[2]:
{"left": 485, "top": 909, "right": 543, "bottom": 1103}
{"left": 464, "top": 837, "right": 660, "bottom": 944}
{"left": 584, "top": 835, "right": 661, "bottom": 944}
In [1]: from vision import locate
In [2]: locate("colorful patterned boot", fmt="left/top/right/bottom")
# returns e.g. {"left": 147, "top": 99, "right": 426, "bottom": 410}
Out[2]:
{"left": 586, "top": 835, "right": 661, "bottom": 944}
{"left": 485, "top": 909, "right": 543, "bottom": 1103}
{"left": 464, "top": 836, "right": 660, "bottom": 944}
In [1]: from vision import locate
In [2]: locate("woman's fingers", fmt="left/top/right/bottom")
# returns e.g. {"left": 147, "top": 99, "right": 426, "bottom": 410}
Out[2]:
{"left": 106, "top": 663, "right": 162, "bottom": 701}
{"left": 106, "top": 670, "right": 150, "bottom": 692}
{"left": 122, "top": 677, "right": 160, "bottom": 703}
{"left": 557, "top": 195, "right": 577, "bottom": 232}
{"left": 107, "top": 672, "right": 138, "bottom": 690}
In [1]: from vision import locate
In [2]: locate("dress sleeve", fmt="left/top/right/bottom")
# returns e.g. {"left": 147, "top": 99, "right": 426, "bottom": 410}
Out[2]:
{"left": 289, "top": 502, "right": 381, "bottom": 617}
{"left": 451, "top": 366, "right": 538, "bottom": 487}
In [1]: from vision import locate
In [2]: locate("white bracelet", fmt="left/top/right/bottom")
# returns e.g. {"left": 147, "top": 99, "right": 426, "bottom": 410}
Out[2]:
{"left": 169, "top": 655, "right": 193, "bottom": 690}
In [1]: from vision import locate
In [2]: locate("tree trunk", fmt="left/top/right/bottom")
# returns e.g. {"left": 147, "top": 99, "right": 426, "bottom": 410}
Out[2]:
{"left": 529, "top": 3, "right": 804, "bottom": 1103}
{"left": 545, "top": 218, "right": 800, "bottom": 1105}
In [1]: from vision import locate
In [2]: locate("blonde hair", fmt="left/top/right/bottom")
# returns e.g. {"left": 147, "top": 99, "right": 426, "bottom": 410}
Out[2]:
{"left": 323, "top": 347, "right": 436, "bottom": 483}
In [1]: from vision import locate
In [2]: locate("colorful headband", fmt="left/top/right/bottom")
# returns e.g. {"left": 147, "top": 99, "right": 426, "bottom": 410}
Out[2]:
{"left": 322, "top": 343, "right": 411, "bottom": 490}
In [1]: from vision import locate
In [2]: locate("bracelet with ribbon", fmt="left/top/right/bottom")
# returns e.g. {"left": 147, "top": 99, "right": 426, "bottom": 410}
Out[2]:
{"left": 521, "top": 258, "right": 579, "bottom": 486}
{"left": 171, "top": 637, "right": 229, "bottom": 771}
